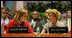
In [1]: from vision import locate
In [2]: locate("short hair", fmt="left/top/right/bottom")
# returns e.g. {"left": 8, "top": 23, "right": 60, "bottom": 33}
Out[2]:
{"left": 31, "top": 11, "right": 39, "bottom": 17}
{"left": 45, "top": 9, "right": 61, "bottom": 20}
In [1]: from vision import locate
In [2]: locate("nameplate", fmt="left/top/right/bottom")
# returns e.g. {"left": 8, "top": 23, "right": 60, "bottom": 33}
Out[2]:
{"left": 9, "top": 27, "right": 28, "bottom": 33}
{"left": 49, "top": 27, "right": 68, "bottom": 33}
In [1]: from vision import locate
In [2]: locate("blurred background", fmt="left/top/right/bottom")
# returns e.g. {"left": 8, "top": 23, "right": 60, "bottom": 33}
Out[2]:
{"left": 1, "top": 1, "right": 71, "bottom": 20}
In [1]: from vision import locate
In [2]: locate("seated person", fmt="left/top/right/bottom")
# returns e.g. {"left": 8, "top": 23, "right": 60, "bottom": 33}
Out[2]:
{"left": 1, "top": 8, "right": 9, "bottom": 34}
{"left": 37, "top": 10, "right": 50, "bottom": 33}
{"left": 6, "top": 8, "right": 33, "bottom": 34}
{"left": 66, "top": 9, "right": 71, "bottom": 34}
{"left": 41, "top": 9, "right": 66, "bottom": 34}
{"left": 29, "top": 11, "right": 41, "bottom": 34}
{"left": 52, "top": 9, "right": 66, "bottom": 26}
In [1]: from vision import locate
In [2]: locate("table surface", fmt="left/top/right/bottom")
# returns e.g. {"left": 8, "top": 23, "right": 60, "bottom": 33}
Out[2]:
{"left": 1, "top": 33, "right": 71, "bottom": 37}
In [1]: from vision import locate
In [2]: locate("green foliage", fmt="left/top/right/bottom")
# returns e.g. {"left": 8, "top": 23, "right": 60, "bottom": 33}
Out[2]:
{"left": 39, "top": 12, "right": 46, "bottom": 20}
{"left": 27, "top": 1, "right": 71, "bottom": 13}
{"left": 27, "top": 1, "right": 71, "bottom": 20}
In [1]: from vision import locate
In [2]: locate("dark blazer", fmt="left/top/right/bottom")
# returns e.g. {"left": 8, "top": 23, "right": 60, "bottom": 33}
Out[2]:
{"left": 37, "top": 19, "right": 48, "bottom": 33}
{"left": 29, "top": 19, "right": 48, "bottom": 33}
{"left": 29, "top": 19, "right": 40, "bottom": 32}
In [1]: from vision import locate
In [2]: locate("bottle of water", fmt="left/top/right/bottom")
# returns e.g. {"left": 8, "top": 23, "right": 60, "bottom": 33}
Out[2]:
{"left": 37, "top": 26, "right": 40, "bottom": 34}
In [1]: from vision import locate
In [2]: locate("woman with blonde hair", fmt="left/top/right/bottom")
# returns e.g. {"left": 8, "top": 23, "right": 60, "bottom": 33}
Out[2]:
{"left": 6, "top": 8, "right": 33, "bottom": 34}
{"left": 41, "top": 9, "right": 66, "bottom": 34}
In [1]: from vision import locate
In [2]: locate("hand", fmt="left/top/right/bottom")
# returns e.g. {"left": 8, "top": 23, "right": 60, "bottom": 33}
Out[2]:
{"left": 4, "top": 31, "right": 6, "bottom": 34}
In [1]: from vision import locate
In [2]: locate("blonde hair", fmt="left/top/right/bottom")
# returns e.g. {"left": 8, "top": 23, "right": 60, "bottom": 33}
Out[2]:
{"left": 14, "top": 8, "right": 28, "bottom": 25}
{"left": 45, "top": 9, "right": 61, "bottom": 20}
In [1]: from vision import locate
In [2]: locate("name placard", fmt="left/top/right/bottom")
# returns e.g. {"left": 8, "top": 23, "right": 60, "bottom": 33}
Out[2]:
{"left": 49, "top": 27, "right": 68, "bottom": 33}
{"left": 9, "top": 27, "right": 28, "bottom": 33}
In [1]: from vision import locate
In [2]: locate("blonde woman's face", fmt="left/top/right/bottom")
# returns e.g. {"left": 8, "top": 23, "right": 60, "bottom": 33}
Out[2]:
{"left": 48, "top": 13, "right": 57, "bottom": 25}
{"left": 45, "top": 12, "right": 48, "bottom": 18}
{"left": 20, "top": 15, "right": 27, "bottom": 22}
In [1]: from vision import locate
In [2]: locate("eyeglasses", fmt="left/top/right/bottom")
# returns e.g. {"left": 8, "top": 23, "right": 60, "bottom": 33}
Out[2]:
{"left": 3, "top": 12, "right": 8, "bottom": 14}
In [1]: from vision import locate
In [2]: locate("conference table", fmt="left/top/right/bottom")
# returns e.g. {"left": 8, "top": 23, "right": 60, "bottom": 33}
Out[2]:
{"left": 1, "top": 33, "right": 71, "bottom": 37}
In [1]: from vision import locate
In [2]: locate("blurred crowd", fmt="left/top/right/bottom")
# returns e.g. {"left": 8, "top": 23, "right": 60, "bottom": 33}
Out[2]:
{"left": 1, "top": 8, "right": 71, "bottom": 34}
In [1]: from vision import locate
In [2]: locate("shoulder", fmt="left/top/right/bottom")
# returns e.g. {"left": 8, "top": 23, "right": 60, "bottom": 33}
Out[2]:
{"left": 7, "top": 19, "right": 16, "bottom": 27}
{"left": 57, "top": 21, "right": 64, "bottom": 24}
{"left": 9, "top": 19, "right": 15, "bottom": 22}
{"left": 25, "top": 20, "right": 29, "bottom": 22}
{"left": 25, "top": 20, "right": 29, "bottom": 24}
{"left": 44, "top": 23, "right": 49, "bottom": 27}
{"left": 9, "top": 19, "right": 16, "bottom": 24}
{"left": 25, "top": 20, "right": 31, "bottom": 27}
{"left": 56, "top": 21, "right": 66, "bottom": 27}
